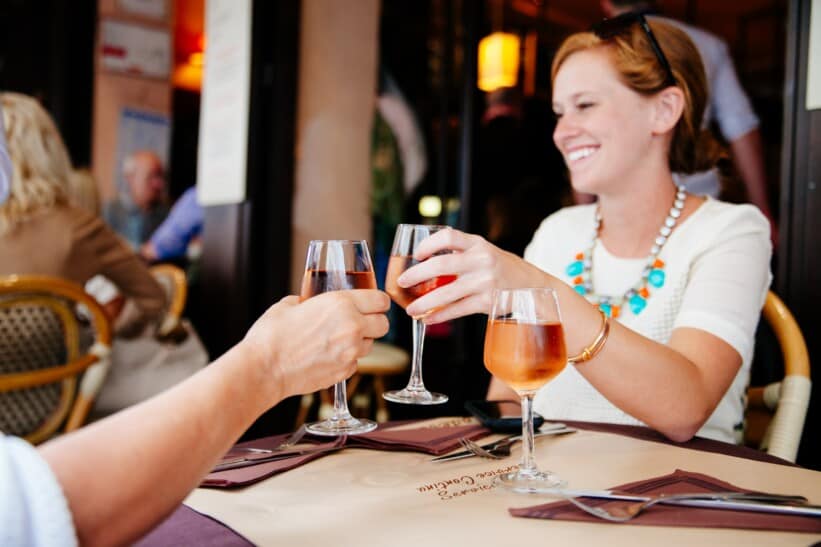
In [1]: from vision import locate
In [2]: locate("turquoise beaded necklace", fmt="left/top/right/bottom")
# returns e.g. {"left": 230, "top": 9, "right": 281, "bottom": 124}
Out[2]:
{"left": 565, "top": 186, "right": 687, "bottom": 318}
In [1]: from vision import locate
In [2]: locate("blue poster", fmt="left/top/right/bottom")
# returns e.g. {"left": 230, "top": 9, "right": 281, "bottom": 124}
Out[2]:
{"left": 114, "top": 108, "right": 170, "bottom": 194}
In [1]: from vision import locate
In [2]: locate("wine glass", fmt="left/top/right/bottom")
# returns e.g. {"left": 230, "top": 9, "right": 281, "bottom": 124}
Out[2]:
{"left": 484, "top": 288, "right": 567, "bottom": 492}
{"left": 300, "top": 240, "right": 378, "bottom": 436}
{"left": 383, "top": 224, "right": 456, "bottom": 405}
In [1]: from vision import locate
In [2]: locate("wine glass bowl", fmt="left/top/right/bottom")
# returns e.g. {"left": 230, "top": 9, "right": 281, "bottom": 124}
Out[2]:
{"left": 484, "top": 320, "right": 567, "bottom": 393}
{"left": 384, "top": 255, "right": 457, "bottom": 316}
{"left": 484, "top": 288, "right": 567, "bottom": 492}
{"left": 383, "top": 224, "right": 455, "bottom": 405}
{"left": 300, "top": 240, "right": 378, "bottom": 436}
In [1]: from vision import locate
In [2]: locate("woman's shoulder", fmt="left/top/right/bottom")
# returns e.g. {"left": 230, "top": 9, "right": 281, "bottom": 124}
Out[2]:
{"left": 671, "top": 198, "right": 771, "bottom": 260}
{"left": 54, "top": 205, "right": 116, "bottom": 238}
{"left": 687, "top": 198, "right": 770, "bottom": 237}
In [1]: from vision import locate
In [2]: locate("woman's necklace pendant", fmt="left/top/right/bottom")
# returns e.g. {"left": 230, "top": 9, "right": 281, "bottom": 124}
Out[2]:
{"left": 566, "top": 186, "right": 686, "bottom": 318}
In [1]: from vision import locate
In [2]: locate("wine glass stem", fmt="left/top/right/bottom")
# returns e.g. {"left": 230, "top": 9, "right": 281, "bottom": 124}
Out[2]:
{"left": 519, "top": 393, "right": 538, "bottom": 475}
{"left": 407, "top": 318, "right": 427, "bottom": 391}
{"left": 332, "top": 380, "right": 353, "bottom": 420}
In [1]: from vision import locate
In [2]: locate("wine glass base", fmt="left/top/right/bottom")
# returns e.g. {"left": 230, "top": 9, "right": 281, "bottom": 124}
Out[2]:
{"left": 306, "top": 416, "right": 377, "bottom": 436}
{"left": 383, "top": 388, "right": 448, "bottom": 405}
{"left": 495, "top": 470, "right": 565, "bottom": 494}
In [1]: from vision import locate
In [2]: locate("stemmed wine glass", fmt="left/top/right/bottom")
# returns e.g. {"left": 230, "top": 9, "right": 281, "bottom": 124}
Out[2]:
{"left": 484, "top": 288, "right": 567, "bottom": 492}
{"left": 383, "top": 224, "right": 456, "bottom": 404}
{"left": 300, "top": 240, "right": 378, "bottom": 436}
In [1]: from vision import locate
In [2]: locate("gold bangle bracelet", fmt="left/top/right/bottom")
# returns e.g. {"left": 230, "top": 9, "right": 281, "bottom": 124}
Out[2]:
{"left": 568, "top": 309, "right": 610, "bottom": 366}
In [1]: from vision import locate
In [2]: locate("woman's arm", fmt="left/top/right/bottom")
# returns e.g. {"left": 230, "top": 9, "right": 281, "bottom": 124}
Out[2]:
{"left": 70, "top": 210, "right": 166, "bottom": 334}
{"left": 399, "top": 227, "right": 766, "bottom": 442}
{"left": 40, "top": 290, "right": 389, "bottom": 547}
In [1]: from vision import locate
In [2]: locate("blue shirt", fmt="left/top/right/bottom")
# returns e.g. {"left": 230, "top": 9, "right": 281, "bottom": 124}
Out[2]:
{"left": 0, "top": 435, "right": 77, "bottom": 546}
{"left": 149, "top": 187, "right": 203, "bottom": 260}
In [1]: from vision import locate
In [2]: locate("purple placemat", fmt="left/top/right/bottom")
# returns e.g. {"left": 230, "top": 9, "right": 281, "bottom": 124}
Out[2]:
{"left": 136, "top": 505, "right": 252, "bottom": 547}
{"left": 510, "top": 469, "right": 821, "bottom": 533}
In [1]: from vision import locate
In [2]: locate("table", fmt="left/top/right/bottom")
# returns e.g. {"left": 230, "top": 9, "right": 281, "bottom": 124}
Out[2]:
{"left": 139, "top": 421, "right": 821, "bottom": 546}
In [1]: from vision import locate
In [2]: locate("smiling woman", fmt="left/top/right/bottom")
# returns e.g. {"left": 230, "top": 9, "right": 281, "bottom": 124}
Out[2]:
{"left": 391, "top": 17, "right": 771, "bottom": 445}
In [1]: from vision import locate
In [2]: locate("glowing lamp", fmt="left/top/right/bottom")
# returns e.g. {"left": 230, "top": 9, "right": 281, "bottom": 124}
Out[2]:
{"left": 478, "top": 32, "right": 520, "bottom": 92}
{"left": 418, "top": 195, "right": 443, "bottom": 218}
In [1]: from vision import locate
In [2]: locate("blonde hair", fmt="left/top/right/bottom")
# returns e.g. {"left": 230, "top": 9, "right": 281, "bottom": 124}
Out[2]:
{"left": 551, "top": 20, "right": 725, "bottom": 174}
{"left": 67, "top": 168, "right": 101, "bottom": 216}
{"left": 0, "top": 92, "right": 72, "bottom": 235}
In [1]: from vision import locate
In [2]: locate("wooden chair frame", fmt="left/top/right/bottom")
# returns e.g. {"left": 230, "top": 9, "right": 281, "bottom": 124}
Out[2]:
{"left": 0, "top": 275, "right": 112, "bottom": 443}
{"left": 746, "top": 291, "right": 812, "bottom": 462}
{"left": 149, "top": 264, "right": 188, "bottom": 337}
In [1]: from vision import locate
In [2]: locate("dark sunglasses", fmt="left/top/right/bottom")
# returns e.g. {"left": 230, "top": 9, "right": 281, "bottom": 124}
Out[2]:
{"left": 591, "top": 12, "right": 676, "bottom": 87}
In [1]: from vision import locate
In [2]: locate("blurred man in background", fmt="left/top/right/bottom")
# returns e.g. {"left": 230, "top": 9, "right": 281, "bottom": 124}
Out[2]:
{"left": 104, "top": 150, "right": 169, "bottom": 249}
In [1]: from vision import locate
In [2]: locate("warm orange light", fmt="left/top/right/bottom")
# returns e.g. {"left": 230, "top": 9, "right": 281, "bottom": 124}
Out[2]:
{"left": 173, "top": 53, "right": 203, "bottom": 92}
{"left": 478, "top": 32, "right": 520, "bottom": 92}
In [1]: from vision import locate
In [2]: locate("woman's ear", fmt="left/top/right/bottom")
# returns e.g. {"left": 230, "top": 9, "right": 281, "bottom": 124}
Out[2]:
{"left": 651, "top": 87, "right": 685, "bottom": 135}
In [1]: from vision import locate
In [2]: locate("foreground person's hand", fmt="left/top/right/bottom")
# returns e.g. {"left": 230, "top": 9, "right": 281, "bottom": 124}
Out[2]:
{"left": 243, "top": 289, "right": 390, "bottom": 399}
{"left": 398, "top": 228, "right": 549, "bottom": 323}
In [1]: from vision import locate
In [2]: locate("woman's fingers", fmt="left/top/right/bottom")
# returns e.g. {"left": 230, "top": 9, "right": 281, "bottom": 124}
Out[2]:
{"left": 405, "top": 270, "right": 488, "bottom": 318}
{"left": 397, "top": 251, "right": 466, "bottom": 288}
{"left": 413, "top": 227, "right": 477, "bottom": 260}
{"left": 421, "top": 294, "right": 489, "bottom": 324}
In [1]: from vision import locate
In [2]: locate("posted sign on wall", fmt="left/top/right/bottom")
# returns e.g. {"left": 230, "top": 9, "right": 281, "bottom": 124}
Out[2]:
{"left": 196, "top": 0, "right": 252, "bottom": 206}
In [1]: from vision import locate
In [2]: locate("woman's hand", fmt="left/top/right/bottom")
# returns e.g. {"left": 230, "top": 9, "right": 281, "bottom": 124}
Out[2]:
{"left": 397, "top": 228, "right": 552, "bottom": 323}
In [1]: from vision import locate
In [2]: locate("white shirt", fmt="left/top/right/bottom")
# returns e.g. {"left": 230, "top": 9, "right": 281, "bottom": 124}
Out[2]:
{"left": 0, "top": 435, "right": 77, "bottom": 546}
{"left": 524, "top": 199, "right": 772, "bottom": 443}
{"left": 654, "top": 16, "right": 760, "bottom": 197}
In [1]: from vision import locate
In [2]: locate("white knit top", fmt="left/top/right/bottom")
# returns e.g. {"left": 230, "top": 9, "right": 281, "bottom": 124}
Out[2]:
{"left": 524, "top": 198, "right": 772, "bottom": 443}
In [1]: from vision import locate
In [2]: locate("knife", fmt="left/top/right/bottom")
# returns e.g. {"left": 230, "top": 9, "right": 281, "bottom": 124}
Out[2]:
{"left": 430, "top": 427, "right": 577, "bottom": 462}
{"left": 211, "top": 445, "right": 343, "bottom": 472}
{"left": 662, "top": 498, "right": 821, "bottom": 517}
{"left": 531, "top": 488, "right": 819, "bottom": 517}
{"left": 532, "top": 488, "right": 809, "bottom": 505}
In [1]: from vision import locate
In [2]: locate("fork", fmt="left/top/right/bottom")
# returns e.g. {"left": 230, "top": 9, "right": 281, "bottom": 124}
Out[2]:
{"left": 459, "top": 437, "right": 508, "bottom": 459}
{"left": 277, "top": 425, "right": 308, "bottom": 449}
{"left": 236, "top": 425, "right": 308, "bottom": 455}
{"left": 561, "top": 491, "right": 810, "bottom": 522}
{"left": 458, "top": 428, "right": 576, "bottom": 460}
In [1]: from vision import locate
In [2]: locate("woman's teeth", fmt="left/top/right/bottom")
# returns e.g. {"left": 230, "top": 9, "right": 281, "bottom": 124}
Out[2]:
{"left": 568, "top": 147, "right": 597, "bottom": 162}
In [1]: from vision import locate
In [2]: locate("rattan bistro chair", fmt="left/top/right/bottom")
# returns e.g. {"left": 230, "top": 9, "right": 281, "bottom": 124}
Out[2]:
{"left": 149, "top": 264, "right": 188, "bottom": 338}
{"left": 745, "top": 291, "right": 812, "bottom": 463}
{"left": 0, "top": 275, "right": 111, "bottom": 444}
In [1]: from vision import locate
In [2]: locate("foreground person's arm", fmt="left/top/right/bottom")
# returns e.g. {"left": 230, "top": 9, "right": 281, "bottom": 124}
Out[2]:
{"left": 40, "top": 290, "right": 389, "bottom": 547}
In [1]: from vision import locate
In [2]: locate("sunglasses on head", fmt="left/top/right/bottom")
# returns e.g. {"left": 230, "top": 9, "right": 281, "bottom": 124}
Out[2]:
{"left": 591, "top": 12, "right": 676, "bottom": 87}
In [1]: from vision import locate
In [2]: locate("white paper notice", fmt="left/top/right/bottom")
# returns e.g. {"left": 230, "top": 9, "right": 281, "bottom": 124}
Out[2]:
{"left": 118, "top": 0, "right": 167, "bottom": 20}
{"left": 807, "top": 0, "right": 821, "bottom": 110}
{"left": 100, "top": 20, "right": 171, "bottom": 78}
{"left": 196, "top": 0, "right": 252, "bottom": 206}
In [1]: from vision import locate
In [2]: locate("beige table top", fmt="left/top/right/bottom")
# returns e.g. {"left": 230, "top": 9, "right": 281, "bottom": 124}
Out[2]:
{"left": 185, "top": 425, "right": 821, "bottom": 547}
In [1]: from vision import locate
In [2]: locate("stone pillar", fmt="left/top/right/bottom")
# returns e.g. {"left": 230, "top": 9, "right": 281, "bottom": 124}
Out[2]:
{"left": 290, "top": 0, "right": 380, "bottom": 291}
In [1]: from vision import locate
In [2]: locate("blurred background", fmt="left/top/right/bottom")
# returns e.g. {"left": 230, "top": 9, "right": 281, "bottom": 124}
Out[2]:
{"left": 1, "top": 0, "right": 818, "bottom": 468}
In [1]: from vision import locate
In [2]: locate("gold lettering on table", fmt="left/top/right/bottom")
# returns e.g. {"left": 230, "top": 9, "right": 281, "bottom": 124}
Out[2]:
{"left": 418, "top": 417, "right": 477, "bottom": 429}
{"left": 414, "top": 466, "right": 518, "bottom": 501}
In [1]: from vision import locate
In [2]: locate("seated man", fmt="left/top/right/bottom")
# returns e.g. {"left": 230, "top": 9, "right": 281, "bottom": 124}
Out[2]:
{"left": 104, "top": 150, "right": 169, "bottom": 250}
